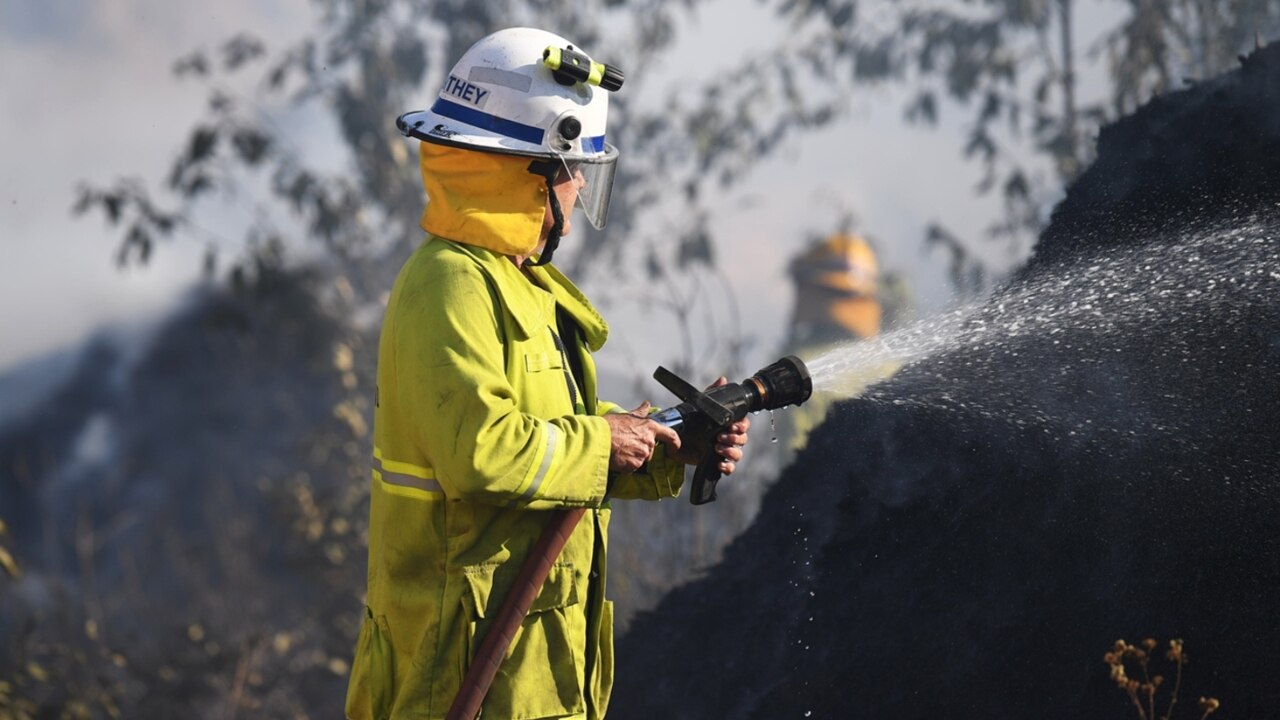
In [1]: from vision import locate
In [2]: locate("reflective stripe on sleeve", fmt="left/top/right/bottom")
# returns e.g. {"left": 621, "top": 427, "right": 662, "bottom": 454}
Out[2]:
{"left": 514, "top": 423, "right": 559, "bottom": 504}
{"left": 372, "top": 448, "right": 443, "bottom": 499}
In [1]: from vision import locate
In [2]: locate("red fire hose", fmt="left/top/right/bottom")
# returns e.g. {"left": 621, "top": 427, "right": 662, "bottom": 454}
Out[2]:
{"left": 446, "top": 507, "right": 587, "bottom": 720}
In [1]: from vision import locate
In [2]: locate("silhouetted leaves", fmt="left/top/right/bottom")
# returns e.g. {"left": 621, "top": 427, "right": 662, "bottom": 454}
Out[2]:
{"left": 646, "top": 247, "right": 664, "bottom": 281}
{"left": 926, "top": 221, "right": 987, "bottom": 298}
{"left": 173, "top": 51, "right": 209, "bottom": 78}
{"left": 188, "top": 127, "right": 218, "bottom": 164}
{"left": 853, "top": 39, "right": 896, "bottom": 80}
{"left": 167, "top": 127, "right": 220, "bottom": 198}
{"left": 1004, "top": 169, "right": 1030, "bottom": 200}
{"left": 122, "top": 225, "right": 153, "bottom": 265}
{"left": 231, "top": 128, "right": 271, "bottom": 165}
{"left": 905, "top": 91, "right": 939, "bottom": 125}
{"left": 677, "top": 228, "right": 714, "bottom": 267}
{"left": 73, "top": 180, "right": 182, "bottom": 268}
{"left": 83, "top": 0, "right": 1280, "bottom": 303}
{"left": 965, "top": 127, "right": 997, "bottom": 161}
{"left": 222, "top": 33, "right": 265, "bottom": 71}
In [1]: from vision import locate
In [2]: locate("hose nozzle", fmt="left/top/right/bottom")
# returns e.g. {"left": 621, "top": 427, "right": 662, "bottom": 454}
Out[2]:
{"left": 651, "top": 355, "right": 813, "bottom": 505}
{"left": 745, "top": 355, "right": 813, "bottom": 411}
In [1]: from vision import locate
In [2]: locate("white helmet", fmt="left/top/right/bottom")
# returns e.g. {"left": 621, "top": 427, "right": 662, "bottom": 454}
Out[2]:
{"left": 397, "top": 27, "right": 623, "bottom": 234}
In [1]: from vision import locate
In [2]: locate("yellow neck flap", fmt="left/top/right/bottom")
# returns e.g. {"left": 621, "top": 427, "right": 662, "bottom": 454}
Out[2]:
{"left": 418, "top": 142, "right": 547, "bottom": 257}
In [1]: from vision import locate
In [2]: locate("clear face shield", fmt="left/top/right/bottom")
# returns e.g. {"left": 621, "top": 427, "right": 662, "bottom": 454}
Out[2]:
{"left": 557, "top": 143, "right": 618, "bottom": 230}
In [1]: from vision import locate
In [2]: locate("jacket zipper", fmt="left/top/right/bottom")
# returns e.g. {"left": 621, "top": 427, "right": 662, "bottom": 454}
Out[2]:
{"left": 548, "top": 327, "right": 580, "bottom": 411}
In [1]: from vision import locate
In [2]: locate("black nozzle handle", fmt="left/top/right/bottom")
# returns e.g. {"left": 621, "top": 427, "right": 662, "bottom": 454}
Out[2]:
{"left": 653, "top": 366, "right": 734, "bottom": 426}
{"left": 654, "top": 365, "right": 700, "bottom": 403}
{"left": 689, "top": 452, "right": 722, "bottom": 506}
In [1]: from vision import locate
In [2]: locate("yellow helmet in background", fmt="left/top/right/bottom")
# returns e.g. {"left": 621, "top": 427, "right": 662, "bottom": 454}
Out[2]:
{"left": 789, "top": 233, "right": 882, "bottom": 341}
{"left": 791, "top": 233, "right": 879, "bottom": 296}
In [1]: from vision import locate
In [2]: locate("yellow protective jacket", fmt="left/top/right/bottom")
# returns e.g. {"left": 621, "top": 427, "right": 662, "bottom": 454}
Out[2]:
{"left": 345, "top": 235, "right": 685, "bottom": 720}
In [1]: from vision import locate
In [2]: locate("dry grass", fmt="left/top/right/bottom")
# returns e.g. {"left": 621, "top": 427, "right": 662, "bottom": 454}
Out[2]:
{"left": 1105, "top": 638, "right": 1221, "bottom": 720}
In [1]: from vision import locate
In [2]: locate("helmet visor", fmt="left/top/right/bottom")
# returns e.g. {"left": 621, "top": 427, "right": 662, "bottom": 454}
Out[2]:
{"left": 557, "top": 145, "right": 617, "bottom": 230}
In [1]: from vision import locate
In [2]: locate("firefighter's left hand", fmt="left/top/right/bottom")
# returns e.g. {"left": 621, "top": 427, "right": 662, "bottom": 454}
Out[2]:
{"left": 672, "top": 377, "right": 751, "bottom": 475}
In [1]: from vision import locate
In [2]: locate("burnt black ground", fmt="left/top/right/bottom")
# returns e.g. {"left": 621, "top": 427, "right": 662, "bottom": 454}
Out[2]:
{"left": 0, "top": 276, "right": 368, "bottom": 715}
{"left": 614, "top": 45, "right": 1280, "bottom": 720}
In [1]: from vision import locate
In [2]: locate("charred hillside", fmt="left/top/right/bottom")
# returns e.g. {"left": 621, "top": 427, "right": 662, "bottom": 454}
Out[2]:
{"left": 0, "top": 275, "right": 372, "bottom": 716}
{"left": 614, "top": 45, "right": 1280, "bottom": 719}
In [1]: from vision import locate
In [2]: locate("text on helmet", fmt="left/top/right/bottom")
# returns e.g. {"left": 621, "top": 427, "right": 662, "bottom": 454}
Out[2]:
{"left": 443, "top": 75, "right": 490, "bottom": 108}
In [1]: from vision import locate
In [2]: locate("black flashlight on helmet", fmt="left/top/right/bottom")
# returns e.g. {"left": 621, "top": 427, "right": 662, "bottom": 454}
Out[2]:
{"left": 542, "top": 45, "right": 625, "bottom": 91}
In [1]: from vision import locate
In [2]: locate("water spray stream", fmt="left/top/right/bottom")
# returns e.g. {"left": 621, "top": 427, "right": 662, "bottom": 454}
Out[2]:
{"left": 801, "top": 216, "right": 1280, "bottom": 441}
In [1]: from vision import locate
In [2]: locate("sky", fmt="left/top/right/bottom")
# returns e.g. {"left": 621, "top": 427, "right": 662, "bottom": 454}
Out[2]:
{"left": 0, "top": 0, "right": 1119, "bottom": 382}
{"left": 0, "top": 0, "right": 314, "bottom": 372}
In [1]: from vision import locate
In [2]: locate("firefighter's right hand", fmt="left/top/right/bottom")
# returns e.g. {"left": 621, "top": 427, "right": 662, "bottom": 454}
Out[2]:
{"left": 603, "top": 402, "right": 681, "bottom": 473}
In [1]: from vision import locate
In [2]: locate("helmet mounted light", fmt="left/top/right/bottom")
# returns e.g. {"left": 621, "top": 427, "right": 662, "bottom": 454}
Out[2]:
{"left": 542, "top": 45, "right": 625, "bottom": 91}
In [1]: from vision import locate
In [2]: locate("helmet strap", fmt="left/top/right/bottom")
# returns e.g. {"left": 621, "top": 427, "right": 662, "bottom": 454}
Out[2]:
{"left": 526, "top": 160, "right": 563, "bottom": 267}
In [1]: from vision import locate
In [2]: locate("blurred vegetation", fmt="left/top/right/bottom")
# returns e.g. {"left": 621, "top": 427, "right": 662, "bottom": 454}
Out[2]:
{"left": 1105, "top": 638, "right": 1220, "bottom": 720}
{"left": 72, "top": 0, "right": 1280, "bottom": 315}
{"left": 0, "top": 275, "right": 373, "bottom": 717}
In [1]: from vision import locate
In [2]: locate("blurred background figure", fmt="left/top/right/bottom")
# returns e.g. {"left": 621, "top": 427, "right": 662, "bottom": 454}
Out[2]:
{"left": 779, "top": 231, "right": 912, "bottom": 455}
{"left": 788, "top": 232, "right": 882, "bottom": 347}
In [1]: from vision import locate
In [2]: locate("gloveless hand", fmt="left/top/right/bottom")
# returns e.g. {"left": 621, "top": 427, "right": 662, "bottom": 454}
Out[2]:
{"left": 603, "top": 402, "right": 681, "bottom": 474}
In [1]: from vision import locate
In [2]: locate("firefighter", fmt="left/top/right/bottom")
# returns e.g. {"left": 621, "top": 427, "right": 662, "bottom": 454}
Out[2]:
{"left": 344, "top": 28, "right": 750, "bottom": 720}
{"left": 782, "top": 232, "right": 890, "bottom": 452}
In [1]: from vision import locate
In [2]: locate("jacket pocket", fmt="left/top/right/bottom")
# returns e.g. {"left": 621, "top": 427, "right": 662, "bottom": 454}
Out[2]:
{"left": 523, "top": 350, "right": 564, "bottom": 373}
{"left": 460, "top": 563, "right": 585, "bottom": 720}
{"left": 345, "top": 607, "right": 395, "bottom": 720}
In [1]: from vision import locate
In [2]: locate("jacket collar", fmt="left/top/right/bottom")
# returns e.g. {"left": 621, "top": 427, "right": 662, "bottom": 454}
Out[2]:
{"left": 525, "top": 263, "right": 609, "bottom": 352}
{"left": 438, "top": 238, "right": 609, "bottom": 351}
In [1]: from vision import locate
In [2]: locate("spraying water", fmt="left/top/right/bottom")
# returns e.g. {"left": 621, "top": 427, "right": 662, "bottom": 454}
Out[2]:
{"left": 801, "top": 216, "right": 1280, "bottom": 440}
